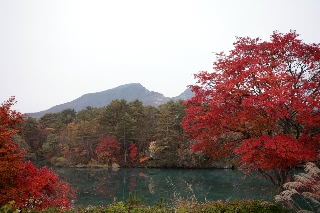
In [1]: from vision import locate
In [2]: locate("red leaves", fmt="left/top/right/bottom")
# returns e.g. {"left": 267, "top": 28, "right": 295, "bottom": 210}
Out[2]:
{"left": 183, "top": 31, "right": 320, "bottom": 180}
{"left": 0, "top": 97, "right": 24, "bottom": 205}
{"left": 234, "top": 135, "right": 318, "bottom": 172}
{"left": 95, "top": 136, "right": 120, "bottom": 162}
{"left": 129, "top": 143, "right": 138, "bottom": 163}
{"left": 15, "top": 161, "right": 76, "bottom": 210}
{"left": 0, "top": 98, "right": 76, "bottom": 210}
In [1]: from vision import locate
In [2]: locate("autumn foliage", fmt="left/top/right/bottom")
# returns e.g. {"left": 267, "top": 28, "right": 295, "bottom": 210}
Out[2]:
{"left": 0, "top": 97, "right": 24, "bottom": 205}
{"left": 0, "top": 97, "right": 75, "bottom": 210}
{"left": 129, "top": 143, "right": 138, "bottom": 162}
{"left": 95, "top": 136, "right": 120, "bottom": 163}
{"left": 15, "top": 161, "right": 76, "bottom": 210}
{"left": 182, "top": 31, "right": 320, "bottom": 187}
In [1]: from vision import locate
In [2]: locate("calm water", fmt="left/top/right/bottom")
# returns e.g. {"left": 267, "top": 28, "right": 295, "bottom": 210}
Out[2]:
{"left": 53, "top": 167, "right": 277, "bottom": 207}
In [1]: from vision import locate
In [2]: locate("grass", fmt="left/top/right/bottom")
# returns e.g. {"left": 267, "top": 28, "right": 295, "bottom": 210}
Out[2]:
{"left": 2, "top": 197, "right": 288, "bottom": 213}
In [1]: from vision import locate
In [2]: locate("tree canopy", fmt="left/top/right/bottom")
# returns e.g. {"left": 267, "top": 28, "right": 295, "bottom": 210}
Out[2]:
{"left": 182, "top": 31, "right": 320, "bottom": 187}
{"left": 0, "top": 97, "right": 75, "bottom": 210}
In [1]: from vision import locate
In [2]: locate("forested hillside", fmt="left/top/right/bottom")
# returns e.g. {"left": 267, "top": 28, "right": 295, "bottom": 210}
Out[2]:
{"left": 18, "top": 99, "right": 226, "bottom": 168}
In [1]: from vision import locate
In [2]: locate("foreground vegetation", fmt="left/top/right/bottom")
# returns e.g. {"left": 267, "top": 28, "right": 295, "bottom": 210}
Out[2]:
{"left": 0, "top": 98, "right": 75, "bottom": 209}
{"left": 2, "top": 199, "right": 287, "bottom": 213}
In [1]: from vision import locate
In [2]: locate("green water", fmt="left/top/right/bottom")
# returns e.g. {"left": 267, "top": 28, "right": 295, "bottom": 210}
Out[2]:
{"left": 53, "top": 168, "right": 277, "bottom": 207}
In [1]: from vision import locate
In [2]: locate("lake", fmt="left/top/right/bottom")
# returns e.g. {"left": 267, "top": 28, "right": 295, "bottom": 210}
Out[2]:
{"left": 53, "top": 167, "right": 278, "bottom": 207}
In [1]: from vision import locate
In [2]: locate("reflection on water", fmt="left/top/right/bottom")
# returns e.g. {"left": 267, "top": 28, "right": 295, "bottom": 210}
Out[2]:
{"left": 53, "top": 168, "right": 277, "bottom": 207}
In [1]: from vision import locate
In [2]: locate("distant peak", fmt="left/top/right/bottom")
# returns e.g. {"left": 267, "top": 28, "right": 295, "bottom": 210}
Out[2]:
{"left": 116, "top": 83, "right": 145, "bottom": 89}
{"left": 27, "top": 83, "right": 192, "bottom": 118}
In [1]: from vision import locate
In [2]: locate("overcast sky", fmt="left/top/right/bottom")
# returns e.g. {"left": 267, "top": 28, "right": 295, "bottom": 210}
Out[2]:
{"left": 1, "top": 0, "right": 320, "bottom": 113}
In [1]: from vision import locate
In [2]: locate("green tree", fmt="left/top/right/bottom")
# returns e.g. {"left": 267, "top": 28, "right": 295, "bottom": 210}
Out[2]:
{"left": 59, "top": 108, "right": 76, "bottom": 125}
{"left": 74, "top": 120, "right": 99, "bottom": 164}
{"left": 42, "top": 133, "right": 59, "bottom": 156}
{"left": 98, "top": 100, "right": 140, "bottom": 164}
{"left": 76, "top": 106, "right": 98, "bottom": 122}
{"left": 39, "top": 113, "right": 63, "bottom": 133}
{"left": 20, "top": 117, "right": 42, "bottom": 152}
{"left": 152, "top": 100, "right": 186, "bottom": 167}
{"left": 129, "top": 101, "right": 159, "bottom": 158}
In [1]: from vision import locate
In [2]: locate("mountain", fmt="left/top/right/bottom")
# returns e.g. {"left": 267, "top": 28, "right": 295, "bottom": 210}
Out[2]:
{"left": 173, "top": 87, "right": 193, "bottom": 100}
{"left": 27, "top": 83, "right": 193, "bottom": 118}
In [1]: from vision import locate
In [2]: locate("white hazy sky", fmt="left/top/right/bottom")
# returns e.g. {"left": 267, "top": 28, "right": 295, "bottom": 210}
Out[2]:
{"left": 1, "top": 0, "right": 320, "bottom": 113}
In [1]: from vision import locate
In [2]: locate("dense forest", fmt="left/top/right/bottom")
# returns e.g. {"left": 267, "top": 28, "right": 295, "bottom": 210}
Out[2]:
{"left": 18, "top": 99, "right": 224, "bottom": 169}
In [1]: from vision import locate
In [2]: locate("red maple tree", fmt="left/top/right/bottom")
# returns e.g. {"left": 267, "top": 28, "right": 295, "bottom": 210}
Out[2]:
{"left": 0, "top": 97, "right": 75, "bottom": 209}
{"left": 182, "top": 31, "right": 320, "bottom": 187}
{"left": 0, "top": 97, "right": 24, "bottom": 205}
{"left": 15, "top": 161, "right": 76, "bottom": 210}
{"left": 129, "top": 143, "right": 138, "bottom": 163}
{"left": 95, "top": 136, "right": 120, "bottom": 163}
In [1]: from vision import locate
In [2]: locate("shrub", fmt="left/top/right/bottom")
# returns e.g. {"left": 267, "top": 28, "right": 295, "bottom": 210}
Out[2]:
{"left": 2, "top": 199, "right": 287, "bottom": 212}
{"left": 199, "top": 200, "right": 287, "bottom": 212}
{"left": 0, "top": 201, "right": 19, "bottom": 213}
{"left": 275, "top": 162, "right": 320, "bottom": 212}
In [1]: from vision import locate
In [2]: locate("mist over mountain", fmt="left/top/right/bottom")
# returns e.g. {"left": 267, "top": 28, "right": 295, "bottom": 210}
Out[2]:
{"left": 27, "top": 83, "right": 193, "bottom": 118}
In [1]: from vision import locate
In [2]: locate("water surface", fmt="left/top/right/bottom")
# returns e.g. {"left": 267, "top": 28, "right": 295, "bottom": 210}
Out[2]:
{"left": 53, "top": 168, "right": 277, "bottom": 206}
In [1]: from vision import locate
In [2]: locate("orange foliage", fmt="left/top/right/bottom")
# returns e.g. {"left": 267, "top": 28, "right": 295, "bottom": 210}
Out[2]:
{"left": 139, "top": 157, "right": 150, "bottom": 162}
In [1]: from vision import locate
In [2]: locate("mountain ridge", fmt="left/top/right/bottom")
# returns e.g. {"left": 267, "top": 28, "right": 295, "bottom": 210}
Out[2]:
{"left": 27, "top": 83, "right": 193, "bottom": 118}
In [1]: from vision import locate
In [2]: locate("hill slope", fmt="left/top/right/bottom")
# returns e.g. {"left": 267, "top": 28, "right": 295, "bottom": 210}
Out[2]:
{"left": 27, "top": 83, "right": 193, "bottom": 118}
